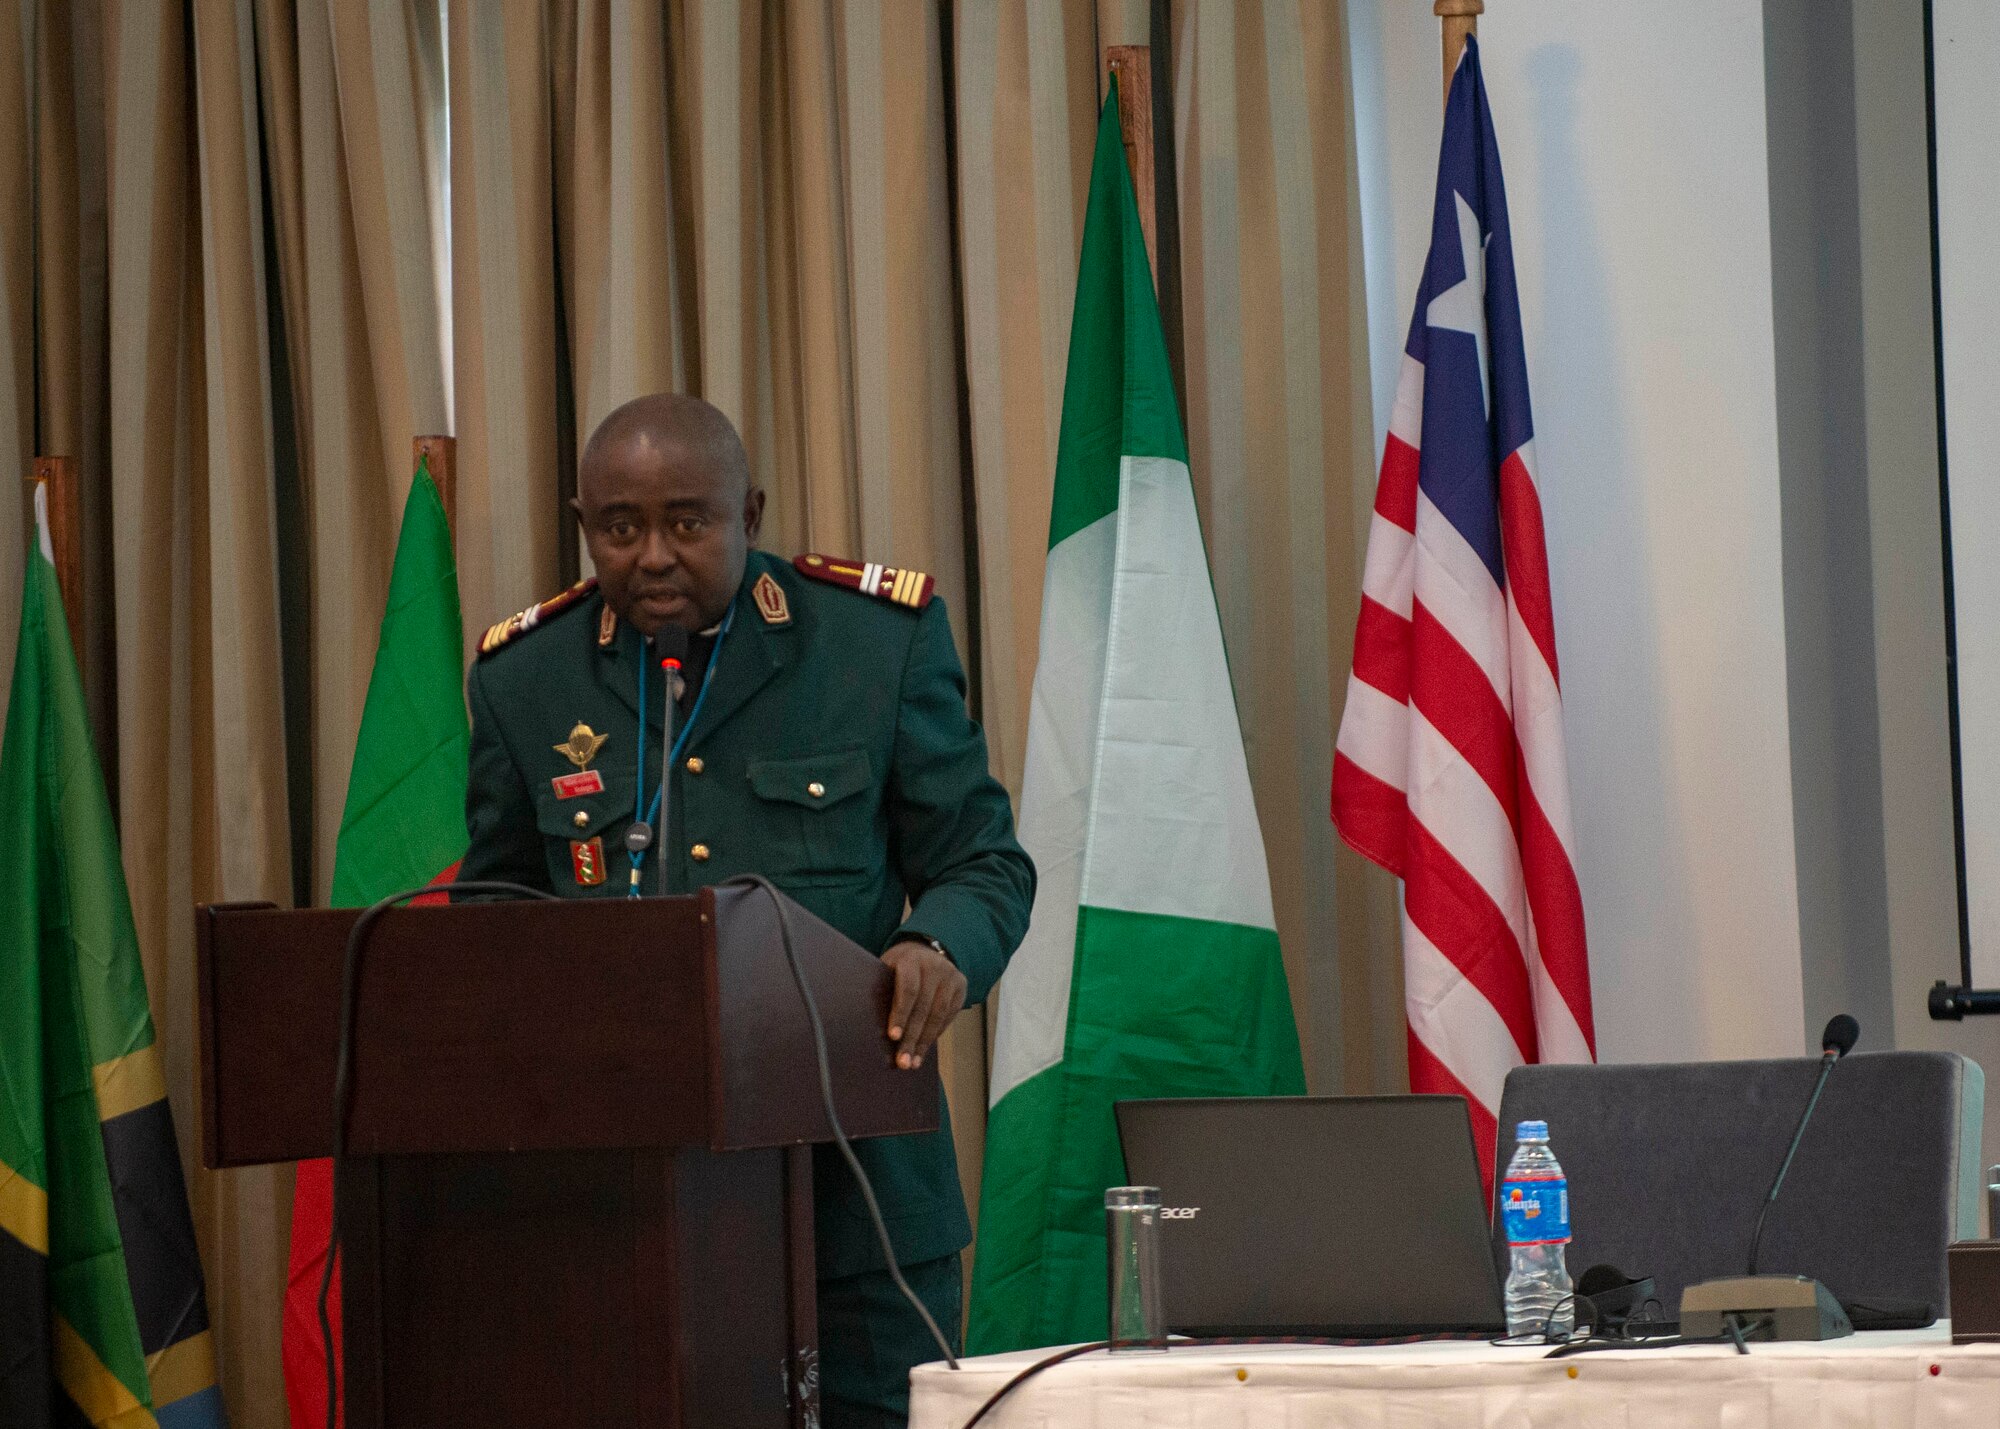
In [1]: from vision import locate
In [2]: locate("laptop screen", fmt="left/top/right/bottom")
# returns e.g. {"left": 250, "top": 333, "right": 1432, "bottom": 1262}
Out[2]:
{"left": 1115, "top": 1095, "right": 1506, "bottom": 1336}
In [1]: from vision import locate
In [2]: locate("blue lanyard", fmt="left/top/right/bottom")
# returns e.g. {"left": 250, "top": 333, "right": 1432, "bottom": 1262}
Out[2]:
{"left": 628, "top": 607, "right": 733, "bottom": 895}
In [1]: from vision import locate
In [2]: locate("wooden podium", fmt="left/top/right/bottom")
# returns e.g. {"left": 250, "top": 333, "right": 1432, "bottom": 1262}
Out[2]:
{"left": 196, "top": 883, "right": 939, "bottom": 1428}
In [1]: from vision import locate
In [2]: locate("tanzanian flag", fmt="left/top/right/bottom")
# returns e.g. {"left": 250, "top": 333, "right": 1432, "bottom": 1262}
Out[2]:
{"left": 0, "top": 483, "right": 227, "bottom": 1426}
{"left": 966, "top": 87, "right": 1305, "bottom": 1353}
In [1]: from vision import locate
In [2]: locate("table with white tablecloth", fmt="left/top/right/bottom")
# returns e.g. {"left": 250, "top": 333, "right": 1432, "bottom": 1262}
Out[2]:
{"left": 908, "top": 1326, "right": 2000, "bottom": 1428}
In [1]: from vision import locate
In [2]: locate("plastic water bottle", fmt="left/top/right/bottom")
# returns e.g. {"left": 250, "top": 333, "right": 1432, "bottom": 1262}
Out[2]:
{"left": 1501, "top": 1119, "right": 1574, "bottom": 1339}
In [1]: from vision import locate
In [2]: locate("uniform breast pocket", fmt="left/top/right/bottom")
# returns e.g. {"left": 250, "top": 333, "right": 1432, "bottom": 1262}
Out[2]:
{"left": 529, "top": 763, "right": 634, "bottom": 893}
{"left": 744, "top": 748, "right": 877, "bottom": 886}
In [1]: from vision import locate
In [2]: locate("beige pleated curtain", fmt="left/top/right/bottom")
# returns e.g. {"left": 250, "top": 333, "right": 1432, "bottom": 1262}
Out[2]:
{"left": 0, "top": 1, "right": 1400, "bottom": 1421}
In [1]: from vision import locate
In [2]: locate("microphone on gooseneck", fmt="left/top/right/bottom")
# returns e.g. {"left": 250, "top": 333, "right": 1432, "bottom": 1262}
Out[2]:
{"left": 1821, "top": 1013, "right": 1861, "bottom": 1059}
{"left": 1676, "top": 1014, "right": 1860, "bottom": 1341}
{"left": 648, "top": 622, "right": 692, "bottom": 661}
{"left": 1746, "top": 1014, "right": 1859, "bottom": 1276}
{"left": 646, "top": 624, "right": 692, "bottom": 897}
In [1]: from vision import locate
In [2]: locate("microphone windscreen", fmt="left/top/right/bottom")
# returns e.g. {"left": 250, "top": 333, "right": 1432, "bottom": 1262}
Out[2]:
{"left": 649, "top": 622, "right": 692, "bottom": 665}
{"left": 1575, "top": 1264, "right": 1628, "bottom": 1297}
{"left": 1822, "top": 1013, "right": 1860, "bottom": 1058}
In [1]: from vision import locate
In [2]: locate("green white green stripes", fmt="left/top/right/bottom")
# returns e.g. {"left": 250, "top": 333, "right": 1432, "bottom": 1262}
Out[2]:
{"left": 967, "top": 88, "right": 1304, "bottom": 1355}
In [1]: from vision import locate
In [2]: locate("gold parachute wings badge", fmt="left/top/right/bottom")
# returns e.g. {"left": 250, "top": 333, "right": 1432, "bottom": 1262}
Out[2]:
{"left": 555, "top": 722, "right": 609, "bottom": 771}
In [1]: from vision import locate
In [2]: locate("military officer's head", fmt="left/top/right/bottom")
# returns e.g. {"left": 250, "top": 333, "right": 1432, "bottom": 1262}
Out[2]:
{"left": 575, "top": 394, "right": 767, "bottom": 636}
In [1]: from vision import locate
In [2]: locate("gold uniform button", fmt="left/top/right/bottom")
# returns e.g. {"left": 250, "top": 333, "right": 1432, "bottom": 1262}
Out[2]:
{"left": 572, "top": 810, "right": 590, "bottom": 828}
{"left": 690, "top": 843, "right": 711, "bottom": 862}
{"left": 686, "top": 756, "right": 704, "bottom": 774}
{"left": 808, "top": 781, "right": 826, "bottom": 798}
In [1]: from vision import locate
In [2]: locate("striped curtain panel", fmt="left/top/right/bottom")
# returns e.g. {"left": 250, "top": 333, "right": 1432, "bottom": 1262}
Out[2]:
{"left": 1170, "top": 0, "right": 1405, "bottom": 1097}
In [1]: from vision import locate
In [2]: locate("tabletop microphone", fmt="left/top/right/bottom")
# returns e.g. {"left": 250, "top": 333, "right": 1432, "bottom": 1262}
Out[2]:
{"left": 647, "top": 624, "right": 691, "bottom": 897}
{"left": 1678, "top": 1013, "right": 1859, "bottom": 1341}
{"left": 1746, "top": 1013, "right": 1858, "bottom": 1276}
{"left": 1820, "top": 1013, "right": 1862, "bottom": 1057}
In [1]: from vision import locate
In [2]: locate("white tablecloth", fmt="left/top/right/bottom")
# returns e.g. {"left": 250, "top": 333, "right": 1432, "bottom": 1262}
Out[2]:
{"left": 908, "top": 1327, "right": 2000, "bottom": 1428}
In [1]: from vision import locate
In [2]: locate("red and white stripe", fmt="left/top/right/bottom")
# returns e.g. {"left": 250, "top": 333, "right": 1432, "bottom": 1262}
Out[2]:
{"left": 1333, "top": 354, "right": 1595, "bottom": 1182}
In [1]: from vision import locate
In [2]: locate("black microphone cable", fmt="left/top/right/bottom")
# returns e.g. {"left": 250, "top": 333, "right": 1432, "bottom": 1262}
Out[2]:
{"left": 720, "top": 874, "right": 962, "bottom": 1372}
{"left": 1543, "top": 1318, "right": 1767, "bottom": 1359}
{"left": 319, "top": 880, "right": 561, "bottom": 1429}
{"left": 955, "top": 1330, "right": 1495, "bottom": 1428}
{"left": 945, "top": 1314, "right": 1764, "bottom": 1427}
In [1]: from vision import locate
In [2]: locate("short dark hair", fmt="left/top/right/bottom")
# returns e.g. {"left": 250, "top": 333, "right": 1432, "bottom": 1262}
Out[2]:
{"left": 579, "top": 393, "right": 752, "bottom": 501}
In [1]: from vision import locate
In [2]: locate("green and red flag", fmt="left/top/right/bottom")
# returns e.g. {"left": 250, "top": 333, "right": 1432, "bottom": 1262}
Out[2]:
{"left": 966, "top": 88, "right": 1306, "bottom": 1353}
{"left": 281, "top": 458, "right": 468, "bottom": 1427}
{"left": 1, "top": 484, "right": 228, "bottom": 1426}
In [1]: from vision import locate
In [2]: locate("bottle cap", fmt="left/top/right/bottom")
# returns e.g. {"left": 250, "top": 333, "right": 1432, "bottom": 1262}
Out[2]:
{"left": 1516, "top": 1119, "right": 1549, "bottom": 1141}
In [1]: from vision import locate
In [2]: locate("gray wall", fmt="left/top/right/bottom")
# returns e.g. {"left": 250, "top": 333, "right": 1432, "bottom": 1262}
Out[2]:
{"left": 1767, "top": 0, "right": 2000, "bottom": 1209}
{"left": 1765, "top": 0, "right": 1895, "bottom": 1048}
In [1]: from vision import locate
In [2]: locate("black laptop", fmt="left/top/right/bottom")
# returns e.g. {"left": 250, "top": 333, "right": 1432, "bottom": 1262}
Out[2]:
{"left": 1114, "top": 1095, "right": 1506, "bottom": 1336}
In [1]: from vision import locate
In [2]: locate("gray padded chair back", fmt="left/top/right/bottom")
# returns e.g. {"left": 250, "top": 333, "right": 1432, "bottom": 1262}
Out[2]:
{"left": 1492, "top": 1052, "right": 1983, "bottom": 1321}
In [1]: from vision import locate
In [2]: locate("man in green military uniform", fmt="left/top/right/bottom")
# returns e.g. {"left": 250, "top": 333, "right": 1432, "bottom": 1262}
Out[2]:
{"left": 458, "top": 393, "right": 1034, "bottom": 1427}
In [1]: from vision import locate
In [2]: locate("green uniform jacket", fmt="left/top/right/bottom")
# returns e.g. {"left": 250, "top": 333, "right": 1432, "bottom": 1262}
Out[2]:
{"left": 458, "top": 549, "right": 1035, "bottom": 1278}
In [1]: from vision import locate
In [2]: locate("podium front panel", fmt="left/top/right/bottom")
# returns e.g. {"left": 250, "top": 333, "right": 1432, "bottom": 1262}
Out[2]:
{"left": 338, "top": 1147, "right": 814, "bottom": 1428}
{"left": 198, "top": 899, "right": 713, "bottom": 1165}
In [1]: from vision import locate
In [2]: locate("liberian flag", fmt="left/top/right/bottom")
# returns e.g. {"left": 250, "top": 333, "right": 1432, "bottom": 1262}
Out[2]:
{"left": 967, "top": 84, "right": 1305, "bottom": 1354}
{"left": 1332, "top": 38, "right": 1595, "bottom": 1183}
{"left": 282, "top": 457, "right": 468, "bottom": 1428}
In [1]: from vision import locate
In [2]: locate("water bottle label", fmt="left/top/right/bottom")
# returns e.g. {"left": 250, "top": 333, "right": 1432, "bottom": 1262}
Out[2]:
{"left": 1500, "top": 1176, "right": 1570, "bottom": 1244}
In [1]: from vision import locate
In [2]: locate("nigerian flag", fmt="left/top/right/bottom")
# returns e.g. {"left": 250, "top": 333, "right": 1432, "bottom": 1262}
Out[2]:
{"left": 967, "top": 87, "right": 1306, "bottom": 1354}
{"left": 1, "top": 484, "right": 227, "bottom": 1426}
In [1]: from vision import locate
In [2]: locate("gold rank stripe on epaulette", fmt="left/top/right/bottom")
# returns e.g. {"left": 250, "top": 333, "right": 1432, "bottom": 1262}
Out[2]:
{"left": 478, "top": 577, "right": 600, "bottom": 657}
{"left": 793, "top": 553, "right": 935, "bottom": 609}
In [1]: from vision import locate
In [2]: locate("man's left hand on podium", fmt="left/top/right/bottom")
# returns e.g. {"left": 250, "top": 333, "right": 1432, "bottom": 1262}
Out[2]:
{"left": 881, "top": 940, "right": 967, "bottom": 1071}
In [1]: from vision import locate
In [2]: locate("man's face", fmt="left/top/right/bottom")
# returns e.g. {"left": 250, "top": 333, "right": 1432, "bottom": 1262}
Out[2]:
{"left": 575, "top": 434, "right": 764, "bottom": 636}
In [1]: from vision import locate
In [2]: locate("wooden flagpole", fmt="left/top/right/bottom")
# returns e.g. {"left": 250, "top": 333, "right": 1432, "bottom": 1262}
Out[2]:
{"left": 25, "top": 456, "right": 87, "bottom": 661}
{"left": 414, "top": 434, "right": 457, "bottom": 539}
{"left": 1438, "top": 0, "right": 1485, "bottom": 103}
{"left": 1104, "top": 45, "right": 1159, "bottom": 287}
{"left": 1101, "top": 36, "right": 1190, "bottom": 428}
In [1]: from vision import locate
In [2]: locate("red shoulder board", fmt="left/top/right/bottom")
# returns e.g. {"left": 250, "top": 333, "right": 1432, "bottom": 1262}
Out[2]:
{"left": 478, "top": 577, "right": 599, "bottom": 657}
{"left": 792, "top": 554, "right": 935, "bottom": 610}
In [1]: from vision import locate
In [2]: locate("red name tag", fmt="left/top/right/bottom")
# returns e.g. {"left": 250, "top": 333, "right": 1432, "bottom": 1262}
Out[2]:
{"left": 552, "top": 770, "right": 606, "bottom": 799}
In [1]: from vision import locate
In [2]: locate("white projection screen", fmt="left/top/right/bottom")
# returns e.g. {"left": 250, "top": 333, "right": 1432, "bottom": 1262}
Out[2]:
{"left": 1932, "top": 1, "right": 2000, "bottom": 989}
